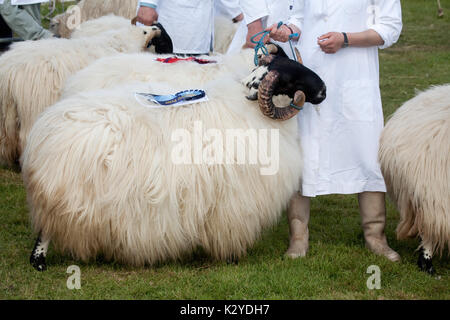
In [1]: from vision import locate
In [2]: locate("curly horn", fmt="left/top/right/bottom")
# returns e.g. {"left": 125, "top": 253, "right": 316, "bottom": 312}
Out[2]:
{"left": 258, "top": 70, "right": 306, "bottom": 121}
{"left": 131, "top": 16, "right": 138, "bottom": 25}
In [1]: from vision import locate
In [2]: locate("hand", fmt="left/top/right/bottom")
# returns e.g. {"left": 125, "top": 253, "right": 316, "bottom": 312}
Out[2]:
{"left": 137, "top": 6, "right": 158, "bottom": 26}
{"left": 243, "top": 19, "right": 268, "bottom": 49}
{"left": 266, "top": 23, "right": 292, "bottom": 43}
{"left": 317, "top": 32, "right": 345, "bottom": 54}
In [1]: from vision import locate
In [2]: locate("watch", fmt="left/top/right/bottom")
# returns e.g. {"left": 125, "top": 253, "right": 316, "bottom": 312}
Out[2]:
{"left": 342, "top": 32, "right": 349, "bottom": 48}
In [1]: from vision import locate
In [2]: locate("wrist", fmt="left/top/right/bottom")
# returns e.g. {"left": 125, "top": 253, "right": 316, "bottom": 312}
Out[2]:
{"left": 341, "top": 32, "right": 349, "bottom": 48}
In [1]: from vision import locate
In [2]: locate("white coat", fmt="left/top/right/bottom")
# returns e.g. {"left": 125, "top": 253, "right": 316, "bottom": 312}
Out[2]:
{"left": 0, "top": 0, "right": 47, "bottom": 4}
{"left": 288, "top": 0, "right": 402, "bottom": 197}
{"left": 139, "top": 0, "right": 269, "bottom": 54}
{"left": 141, "top": 0, "right": 214, "bottom": 54}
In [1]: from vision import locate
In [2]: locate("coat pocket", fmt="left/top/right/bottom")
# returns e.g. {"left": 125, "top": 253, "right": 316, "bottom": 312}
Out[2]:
{"left": 341, "top": 79, "right": 378, "bottom": 122}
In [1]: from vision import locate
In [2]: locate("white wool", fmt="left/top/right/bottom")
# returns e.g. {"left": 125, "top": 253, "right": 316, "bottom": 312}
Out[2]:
{"left": 51, "top": 0, "right": 139, "bottom": 38}
{"left": 62, "top": 50, "right": 255, "bottom": 100}
{"left": 22, "top": 77, "right": 302, "bottom": 265}
{"left": 379, "top": 84, "right": 450, "bottom": 255}
{"left": 71, "top": 15, "right": 132, "bottom": 39}
{"left": 0, "top": 26, "right": 160, "bottom": 166}
{"left": 214, "top": 15, "right": 240, "bottom": 54}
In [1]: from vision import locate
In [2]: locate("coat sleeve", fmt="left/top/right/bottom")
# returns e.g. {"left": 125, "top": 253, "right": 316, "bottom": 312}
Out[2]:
{"left": 286, "top": 0, "right": 305, "bottom": 31}
{"left": 369, "top": 0, "right": 402, "bottom": 49}
{"left": 217, "top": 0, "right": 242, "bottom": 19}
{"left": 139, "top": 0, "right": 158, "bottom": 8}
{"left": 239, "top": 0, "right": 269, "bottom": 24}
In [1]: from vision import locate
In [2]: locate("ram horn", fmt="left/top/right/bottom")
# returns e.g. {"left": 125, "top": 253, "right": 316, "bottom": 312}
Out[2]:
{"left": 258, "top": 70, "right": 306, "bottom": 121}
{"left": 294, "top": 48, "right": 304, "bottom": 65}
{"left": 131, "top": 16, "right": 138, "bottom": 25}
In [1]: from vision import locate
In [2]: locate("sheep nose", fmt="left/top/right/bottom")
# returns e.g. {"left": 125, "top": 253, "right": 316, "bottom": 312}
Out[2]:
{"left": 313, "top": 86, "right": 326, "bottom": 104}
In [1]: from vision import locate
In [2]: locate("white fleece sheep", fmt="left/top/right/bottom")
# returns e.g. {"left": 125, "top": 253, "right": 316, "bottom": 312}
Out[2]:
{"left": 379, "top": 84, "right": 450, "bottom": 268}
{"left": 61, "top": 50, "right": 255, "bottom": 100}
{"left": 0, "top": 25, "right": 159, "bottom": 166}
{"left": 50, "top": 0, "right": 139, "bottom": 38}
{"left": 70, "top": 15, "right": 132, "bottom": 39}
{"left": 23, "top": 75, "right": 302, "bottom": 266}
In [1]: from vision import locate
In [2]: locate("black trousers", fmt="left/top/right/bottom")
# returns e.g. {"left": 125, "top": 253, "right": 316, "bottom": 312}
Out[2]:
{"left": 0, "top": 13, "right": 12, "bottom": 50}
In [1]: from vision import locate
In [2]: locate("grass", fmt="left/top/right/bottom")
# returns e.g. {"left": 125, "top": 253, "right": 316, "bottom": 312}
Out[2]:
{"left": 0, "top": 0, "right": 449, "bottom": 300}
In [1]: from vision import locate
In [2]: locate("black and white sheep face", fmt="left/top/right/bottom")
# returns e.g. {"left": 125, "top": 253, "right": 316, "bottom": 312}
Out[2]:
{"left": 244, "top": 54, "right": 326, "bottom": 105}
{"left": 243, "top": 53, "right": 326, "bottom": 121}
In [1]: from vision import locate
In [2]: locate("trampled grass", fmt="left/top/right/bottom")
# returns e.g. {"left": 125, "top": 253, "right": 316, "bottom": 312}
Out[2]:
{"left": 0, "top": 0, "right": 449, "bottom": 299}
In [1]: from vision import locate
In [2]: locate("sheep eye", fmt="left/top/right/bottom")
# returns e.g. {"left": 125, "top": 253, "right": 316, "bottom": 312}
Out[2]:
{"left": 144, "top": 31, "right": 147, "bottom": 35}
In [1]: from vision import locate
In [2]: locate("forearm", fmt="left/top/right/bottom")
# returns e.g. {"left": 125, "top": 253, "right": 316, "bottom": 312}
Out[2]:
{"left": 347, "top": 29, "right": 384, "bottom": 47}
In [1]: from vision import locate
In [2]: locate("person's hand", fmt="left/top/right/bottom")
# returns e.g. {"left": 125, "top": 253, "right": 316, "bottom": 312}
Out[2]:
{"left": 266, "top": 23, "right": 292, "bottom": 43}
{"left": 243, "top": 19, "right": 268, "bottom": 49}
{"left": 137, "top": 6, "right": 158, "bottom": 26}
{"left": 317, "top": 32, "right": 345, "bottom": 54}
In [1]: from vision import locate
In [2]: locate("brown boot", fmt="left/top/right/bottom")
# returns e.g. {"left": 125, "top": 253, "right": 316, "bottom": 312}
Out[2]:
{"left": 358, "top": 192, "right": 401, "bottom": 262}
{"left": 285, "top": 192, "right": 310, "bottom": 258}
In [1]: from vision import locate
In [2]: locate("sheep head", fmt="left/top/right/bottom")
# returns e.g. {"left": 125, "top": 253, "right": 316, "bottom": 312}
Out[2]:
{"left": 244, "top": 44, "right": 326, "bottom": 121}
{"left": 131, "top": 18, "right": 173, "bottom": 54}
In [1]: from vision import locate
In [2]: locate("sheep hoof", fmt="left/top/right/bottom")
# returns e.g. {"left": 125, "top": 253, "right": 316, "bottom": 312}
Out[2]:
{"left": 417, "top": 248, "right": 435, "bottom": 275}
{"left": 30, "top": 253, "right": 47, "bottom": 272}
{"left": 30, "top": 235, "right": 48, "bottom": 272}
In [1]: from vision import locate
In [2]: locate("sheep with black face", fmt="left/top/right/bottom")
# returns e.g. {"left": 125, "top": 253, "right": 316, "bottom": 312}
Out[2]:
{"left": 243, "top": 44, "right": 326, "bottom": 121}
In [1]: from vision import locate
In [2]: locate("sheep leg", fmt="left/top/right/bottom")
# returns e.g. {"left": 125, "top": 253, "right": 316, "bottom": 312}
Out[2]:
{"left": 417, "top": 241, "right": 434, "bottom": 274}
{"left": 241, "top": 66, "right": 269, "bottom": 101}
{"left": 30, "top": 233, "right": 50, "bottom": 271}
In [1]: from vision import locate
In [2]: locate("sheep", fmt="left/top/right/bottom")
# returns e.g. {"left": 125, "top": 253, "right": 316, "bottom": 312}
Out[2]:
{"left": 0, "top": 24, "right": 169, "bottom": 167}
{"left": 24, "top": 49, "right": 327, "bottom": 270}
{"left": 242, "top": 45, "right": 326, "bottom": 120}
{"left": 379, "top": 84, "right": 450, "bottom": 274}
{"left": 61, "top": 45, "right": 326, "bottom": 121}
{"left": 70, "top": 15, "right": 132, "bottom": 39}
{"left": 50, "top": 0, "right": 139, "bottom": 38}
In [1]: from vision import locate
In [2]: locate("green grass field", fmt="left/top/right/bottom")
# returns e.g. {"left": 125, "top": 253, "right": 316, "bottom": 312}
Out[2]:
{"left": 0, "top": 0, "right": 449, "bottom": 300}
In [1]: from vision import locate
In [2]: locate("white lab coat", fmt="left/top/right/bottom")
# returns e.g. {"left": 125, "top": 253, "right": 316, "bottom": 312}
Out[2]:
{"left": 227, "top": 0, "right": 296, "bottom": 59}
{"left": 0, "top": 0, "right": 47, "bottom": 4}
{"left": 288, "top": 0, "right": 402, "bottom": 197}
{"left": 141, "top": 0, "right": 214, "bottom": 54}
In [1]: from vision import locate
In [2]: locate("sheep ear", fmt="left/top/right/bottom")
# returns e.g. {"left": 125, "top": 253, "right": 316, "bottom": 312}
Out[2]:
{"left": 294, "top": 48, "right": 303, "bottom": 65}
{"left": 131, "top": 17, "right": 138, "bottom": 25}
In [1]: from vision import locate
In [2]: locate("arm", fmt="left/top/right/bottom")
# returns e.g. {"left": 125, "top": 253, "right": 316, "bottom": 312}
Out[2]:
{"left": 318, "top": 0, "right": 402, "bottom": 54}
{"left": 137, "top": 0, "right": 159, "bottom": 26}
{"left": 239, "top": 0, "right": 270, "bottom": 48}
{"left": 317, "top": 29, "right": 384, "bottom": 54}
{"left": 266, "top": 0, "right": 304, "bottom": 43}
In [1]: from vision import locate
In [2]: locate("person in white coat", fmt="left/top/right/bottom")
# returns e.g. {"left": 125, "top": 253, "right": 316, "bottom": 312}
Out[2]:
{"left": 227, "top": 0, "right": 297, "bottom": 59}
{"left": 267, "top": 0, "right": 403, "bottom": 262}
{"left": 0, "top": 0, "right": 53, "bottom": 41}
{"left": 137, "top": 0, "right": 270, "bottom": 54}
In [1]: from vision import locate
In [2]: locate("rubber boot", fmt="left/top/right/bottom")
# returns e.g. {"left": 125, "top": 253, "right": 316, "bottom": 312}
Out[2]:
{"left": 358, "top": 192, "right": 401, "bottom": 262}
{"left": 285, "top": 192, "right": 310, "bottom": 258}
